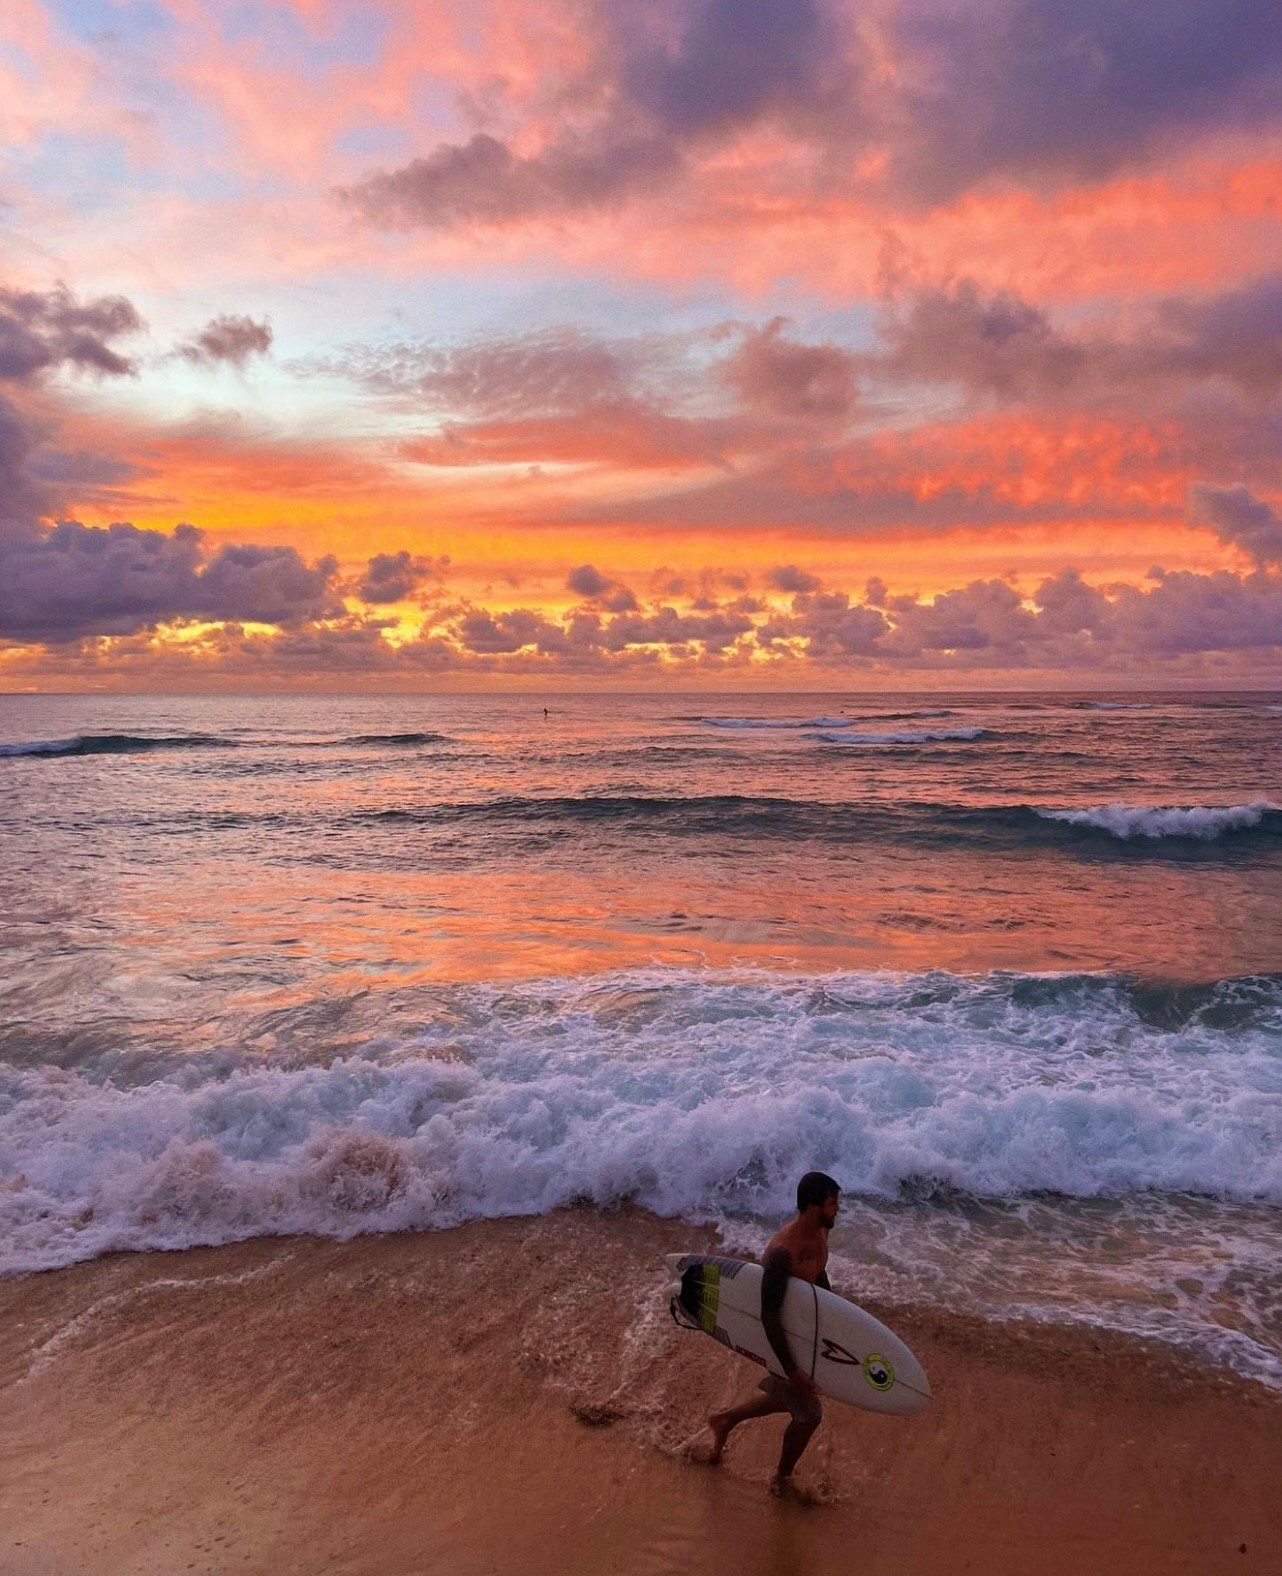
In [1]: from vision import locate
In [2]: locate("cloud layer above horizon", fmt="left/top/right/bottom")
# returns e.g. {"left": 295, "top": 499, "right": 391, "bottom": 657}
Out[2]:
{"left": 2, "top": 0, "right": 1281, "bottom": 687}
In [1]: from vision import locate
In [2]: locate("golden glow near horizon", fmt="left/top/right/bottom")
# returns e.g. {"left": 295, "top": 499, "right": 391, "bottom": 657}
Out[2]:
{"left": 1, "top": 1, "right": 1281, "bottom": 689}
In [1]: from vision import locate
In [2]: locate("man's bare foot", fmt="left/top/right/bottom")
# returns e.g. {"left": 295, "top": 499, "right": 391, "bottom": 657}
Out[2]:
{"left": 705, "top": 1411, "right": 734, "bottom": 1465}
{"left": 769, "top": 1474, "right": 820, "bottom": 1505}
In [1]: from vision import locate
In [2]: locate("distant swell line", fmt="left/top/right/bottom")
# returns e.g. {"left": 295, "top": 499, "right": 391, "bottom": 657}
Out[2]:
{"left": 701, "top": 716, "right": 983, "bottom": 742}
{"left": 66, "top": 794, "right": 1282, "bottom": 853}
{"left": 336, "top": 731, "right": 448, "bottom": 748}
{"left": 359, "top": 795, "right": 1282, "bottom": 847}
{"left": 0, "top": 733, "right": 235, "bottom": 758}
{"left": 0, "top": 730, "right": 450, "bottom": 759}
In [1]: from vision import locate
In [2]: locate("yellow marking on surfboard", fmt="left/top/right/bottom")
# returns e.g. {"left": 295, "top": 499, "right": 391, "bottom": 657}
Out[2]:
{"left": 699, "top": 1263, "right": 721, "bottom": 1334}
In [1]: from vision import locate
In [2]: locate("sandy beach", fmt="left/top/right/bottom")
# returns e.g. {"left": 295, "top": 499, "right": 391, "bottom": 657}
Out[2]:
{"left": 2, "top": 1210, "right": 1277, "bottom": 1576}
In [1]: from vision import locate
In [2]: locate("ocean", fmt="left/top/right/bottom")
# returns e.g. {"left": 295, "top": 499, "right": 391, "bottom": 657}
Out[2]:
{"left": 2, "top": 691, "right": 1280, "bottom": 1388}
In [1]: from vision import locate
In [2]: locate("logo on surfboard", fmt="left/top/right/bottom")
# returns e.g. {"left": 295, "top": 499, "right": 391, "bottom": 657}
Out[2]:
{"left": 862, "top": 1353, "right": 895, "bottom": 1391}
{"left": 819, "top": 1336, "right": 860, "bottom": 1366}
{"left": 819, "top": 1338, "right": 895, "bottom": 1391}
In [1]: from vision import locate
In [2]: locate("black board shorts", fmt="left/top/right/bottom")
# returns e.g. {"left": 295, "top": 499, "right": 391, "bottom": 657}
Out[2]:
{"left": 758, "top": 1374, "right": 823, "bottom": 1426}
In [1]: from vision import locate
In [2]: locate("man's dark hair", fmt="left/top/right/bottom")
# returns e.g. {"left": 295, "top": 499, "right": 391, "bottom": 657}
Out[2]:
{"left": 796, "top": 1171, "right": 840, "bottom": 1211}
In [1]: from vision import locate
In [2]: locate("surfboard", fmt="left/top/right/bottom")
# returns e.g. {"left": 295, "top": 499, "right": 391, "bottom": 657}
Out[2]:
{"left": 665, "top": 1253, "right": 931, "bottom": 1416}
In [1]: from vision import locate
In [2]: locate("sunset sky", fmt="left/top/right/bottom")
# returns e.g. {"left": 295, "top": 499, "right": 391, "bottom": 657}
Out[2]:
{"left": 2, "top": 0, "right": 1282, "bottom": 688}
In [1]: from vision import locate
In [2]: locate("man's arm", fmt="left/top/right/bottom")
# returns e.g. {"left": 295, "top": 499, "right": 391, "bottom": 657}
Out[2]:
{"left": 760, "top": 1247, "right": 802, "bottom": 1378}
{"left": 815, "top": 1269, "right": 831, "bottom": 1292}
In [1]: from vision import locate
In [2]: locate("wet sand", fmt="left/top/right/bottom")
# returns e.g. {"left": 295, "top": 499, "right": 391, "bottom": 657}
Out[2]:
{"left": 2, "top": 1210, "right": 1278, "bottom": 1576}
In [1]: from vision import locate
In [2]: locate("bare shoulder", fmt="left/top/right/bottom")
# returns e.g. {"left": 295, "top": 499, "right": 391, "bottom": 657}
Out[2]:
{"left": 762, "top": 1223, "right": 798, "bottom": 1263}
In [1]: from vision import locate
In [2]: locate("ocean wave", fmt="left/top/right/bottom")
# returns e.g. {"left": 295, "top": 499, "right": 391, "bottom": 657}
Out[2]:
{"left": 64, "top": 794, "right": 1282, "bottom": 861}
{"left": 702, "top": 715, "right": 853, "bottom": 729}
{"left": 1036, "top": 802, "right": 1276, "bottom": 841}
{"left": 813, "top": 727, "right": 987, "bottom": 744}
{"left": 0, "top": 730, "right": 454, "bottom": 760}
{"left": 2, "top": 968, "right": 1279, "bottom": 1274}
{"left": 0, "top": 733, "right": 234, "bottom": 759}
{"left": 335, "top": 732, "right": 449, "bottom": 748}
{"left": 854, "top": 709, "right": 958, "bottom": 720}
{"left": 367, "top": 794, "right": 827, "bottom": 832}
{"left": 356, "top": 794, "right": 1282, "bottom": 853}
{"left": 364, "top": 794, "right": 953, "bottom": 840}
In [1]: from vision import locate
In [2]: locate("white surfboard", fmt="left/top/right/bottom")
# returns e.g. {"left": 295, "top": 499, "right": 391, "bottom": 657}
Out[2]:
{"left": 666, "top": 1253, "right": 931, "bottom": 1416}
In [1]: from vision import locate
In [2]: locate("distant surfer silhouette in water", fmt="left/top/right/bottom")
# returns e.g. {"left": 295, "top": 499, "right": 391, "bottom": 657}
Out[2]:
{"left": 699, "top": 1172, "right": 840, "bottom": 1497}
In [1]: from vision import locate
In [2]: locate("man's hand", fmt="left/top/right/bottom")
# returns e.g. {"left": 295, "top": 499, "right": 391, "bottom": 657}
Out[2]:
{"left": 788, "top": 1368, "right": 818, "bottom": 1399}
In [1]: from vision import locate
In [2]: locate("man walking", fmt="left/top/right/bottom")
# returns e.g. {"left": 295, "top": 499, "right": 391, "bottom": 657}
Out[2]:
{"left": 703, "top": 1171, "right": 841, "bottom": 1495}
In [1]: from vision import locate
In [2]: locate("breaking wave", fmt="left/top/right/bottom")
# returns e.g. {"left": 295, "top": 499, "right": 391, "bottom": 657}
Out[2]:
{"left": 3, "top": 967, "right": 1279, "bottom": 1276}
{"left": 1036, "top": 802, "right": 1276, "bottom": 841}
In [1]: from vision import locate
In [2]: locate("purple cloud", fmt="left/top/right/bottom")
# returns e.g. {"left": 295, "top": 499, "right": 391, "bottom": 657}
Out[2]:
{"left": 871, "top": 273, "right": 1282, "bottom": 405}
{"left": 0, "top": 521, "right": 341, "bottom": 643}
{"left": 16, "top": 560, "right": 1282, "bottom": 681}
{"left": 1146, "top": 277, "right": 1282, "bottom": 398}
{"left": 457, "top": 606, "right": 570, "bottom": 655}
{"left": 888, "top": 0, "right": 1282, "bottom": 204}
{"left": 0, "top": 285, "right": 143, "bottom": 382}
{"left": 618, "top": 0, "right": 840, "bottom": 139}
{"left": 345, "top": 0, "right": 1282, "bottom": 230}
{"left": 177, "top": 314, "right": 273, "bottom": 369}
{"left": 881, "top": 579, "right": 1036, "bottom": 657}
{"left": 342, "top": 0, "right": 839, "bottom": 228}
{"left": 874, "top": 281, "right": 1084, "bottom": 401}
{"left": 768, "top": 590, "right": 888, "bottom": 656}
{"left": 341, "top": 130, "right": 680, "bottom": 227}
{"left": 566, "top": 564, "right": 639, "bottom": 611}
{"left": 767, "top": 564, "right": 822, "bottom": 593}
{"left": 567, "top": 563, "right": 611, "bottom": 597}
{"left": 0, "top": 283, "right": 146, "bottom": 542}
{"left": 721, "top": 319, "right": 859, "bottom": 419}
{"left": 1189, "top": 482, "right": 1282, "bottom": 567}
{"left": 356, "top": 550, "right": 450, "bottom": 603}
{"left": 594, "top": 603, "right": 754, "bottom": 651}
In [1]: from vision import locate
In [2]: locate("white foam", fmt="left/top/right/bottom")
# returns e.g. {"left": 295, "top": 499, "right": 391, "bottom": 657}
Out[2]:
{"left": 0, "top": 737, "right": 82, "bottom": 757}
{"left": 1037, "top": 802, "right": 1274, "bottom": 840}
{"left": 813, "top": 728, "right": 986, "bottom": 744}
{"left": 3, "top": 969, "right": 1279, "bottom": 1276}
{"left": 20, "top": 1256, "right": 292, "bottom": 1381}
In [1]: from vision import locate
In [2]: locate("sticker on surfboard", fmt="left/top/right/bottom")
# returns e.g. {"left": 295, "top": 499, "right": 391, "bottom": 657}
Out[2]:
{"left": 862, "top": 1353, "right": 895, "bottom": 1391}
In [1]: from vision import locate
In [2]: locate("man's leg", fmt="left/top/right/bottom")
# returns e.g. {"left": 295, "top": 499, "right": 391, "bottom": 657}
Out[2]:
{"left": 773, "top": 1409, "right": 821, "bottom": 1484}
{"left": 706, "top": 1383, "right": 785, "bottom": 1463}
{"left": 767, "top": 1380, "right": 822, "bottom": 1492}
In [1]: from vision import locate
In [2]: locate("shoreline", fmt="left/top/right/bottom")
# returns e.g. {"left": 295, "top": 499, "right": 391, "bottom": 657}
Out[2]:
{"left": 3, "top": 1210, "right": 1278, "bottom": 1575}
